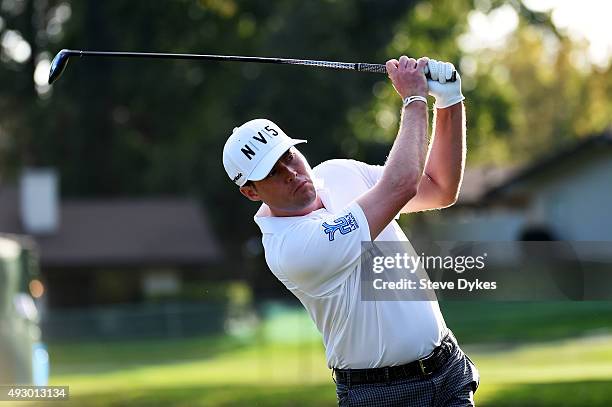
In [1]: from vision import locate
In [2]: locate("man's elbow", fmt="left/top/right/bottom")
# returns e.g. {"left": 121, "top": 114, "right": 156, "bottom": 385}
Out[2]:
{"left": 438, "top": 190, "right": 459, "bottom": 208}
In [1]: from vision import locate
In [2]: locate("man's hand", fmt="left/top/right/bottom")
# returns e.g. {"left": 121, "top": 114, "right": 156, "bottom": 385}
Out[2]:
{"left": 386, "top": 56, "right": 429, "bottom": 99}
{"left": 426, "top": 59, "right": 464, "bottom": 108}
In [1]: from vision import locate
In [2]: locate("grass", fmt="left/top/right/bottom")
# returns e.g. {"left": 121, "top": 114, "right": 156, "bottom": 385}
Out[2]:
{"left": 440, "top": 301, "right": 612, "bottom": 343}
{"left": 4, "top": 302, "right": 611, "bottom": 406}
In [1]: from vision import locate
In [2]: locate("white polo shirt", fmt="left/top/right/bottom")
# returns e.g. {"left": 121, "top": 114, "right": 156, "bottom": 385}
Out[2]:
{"left": 254, "top": 159, "right": 447, "bottom": 369}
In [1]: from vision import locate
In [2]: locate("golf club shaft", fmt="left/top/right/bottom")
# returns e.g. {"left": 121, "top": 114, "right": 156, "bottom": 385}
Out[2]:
{"left": 59, "top": 49, "right": 456, "bottom": 81}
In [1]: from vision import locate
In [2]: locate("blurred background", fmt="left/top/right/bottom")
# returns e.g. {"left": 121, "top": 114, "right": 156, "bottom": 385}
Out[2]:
{"left": 0, "top": 0, "right": 611, "bottom": 405}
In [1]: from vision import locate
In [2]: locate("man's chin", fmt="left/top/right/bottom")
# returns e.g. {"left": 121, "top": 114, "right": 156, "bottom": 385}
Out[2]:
{"left": 293, "top": 188, "right": 318, "bottom": 211}
{"left": 302, "top": 185, "right": 317, "bottom": 204}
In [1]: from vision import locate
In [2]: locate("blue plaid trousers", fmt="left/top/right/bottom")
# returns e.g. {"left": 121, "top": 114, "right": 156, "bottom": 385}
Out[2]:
{"left": 334, "top": 335, "right": 480, "bottom": 406}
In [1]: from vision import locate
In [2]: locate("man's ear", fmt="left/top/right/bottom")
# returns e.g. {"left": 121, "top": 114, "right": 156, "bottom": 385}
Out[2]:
{"left": 239, "top": 184, "right": 261, "bottom": 202}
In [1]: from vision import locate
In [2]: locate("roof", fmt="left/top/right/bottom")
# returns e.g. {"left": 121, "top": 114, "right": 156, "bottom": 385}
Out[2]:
{"left": 484, "top": 131, "right": 612, "bottom": 200}
{"left": 0, "top": 189, "right": 222, "bottom": 268}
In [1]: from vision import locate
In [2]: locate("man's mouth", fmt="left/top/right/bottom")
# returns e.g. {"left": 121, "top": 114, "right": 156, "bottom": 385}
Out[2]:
{"left": 294, "top": 180, "right": 308, "bottom": 194}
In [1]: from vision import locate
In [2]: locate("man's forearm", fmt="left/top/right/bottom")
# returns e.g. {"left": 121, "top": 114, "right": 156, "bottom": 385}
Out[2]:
{"left": 424, "top": 102, "right": 465, "bottom": 199}
{"left": 383, "top": 102, "right": 429, "bottom": 192}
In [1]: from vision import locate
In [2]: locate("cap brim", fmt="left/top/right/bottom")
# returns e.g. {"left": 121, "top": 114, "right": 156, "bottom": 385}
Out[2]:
{"left": 247, "top": 139, "right": 307, "bottom": 182}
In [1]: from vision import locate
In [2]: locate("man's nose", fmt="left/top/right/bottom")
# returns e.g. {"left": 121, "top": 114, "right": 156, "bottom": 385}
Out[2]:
{"left": 278, "top": 163, "right": 298, "bottom": 182}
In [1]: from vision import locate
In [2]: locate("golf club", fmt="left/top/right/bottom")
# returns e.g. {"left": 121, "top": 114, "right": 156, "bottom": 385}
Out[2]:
{"left": 48, "top": 49, "right": 457, "bottom": 85}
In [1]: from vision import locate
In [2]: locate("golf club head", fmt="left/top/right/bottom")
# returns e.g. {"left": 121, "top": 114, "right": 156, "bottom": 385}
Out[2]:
{"left": 48, "top": 49, "right": 74, "bottom": 84}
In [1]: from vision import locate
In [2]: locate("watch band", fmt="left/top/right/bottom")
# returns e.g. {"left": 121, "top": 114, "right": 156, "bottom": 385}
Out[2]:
{"left": 402, "top": 95, "right": 428, "bottom": 108}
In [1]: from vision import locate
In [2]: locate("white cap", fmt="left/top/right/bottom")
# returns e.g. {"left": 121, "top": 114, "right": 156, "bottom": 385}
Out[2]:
{"left": 223, "top": 119, "right": 306, "bottom": 186}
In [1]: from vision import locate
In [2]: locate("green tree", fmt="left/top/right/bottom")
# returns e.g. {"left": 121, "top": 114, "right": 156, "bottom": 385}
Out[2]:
{"left": 457, "top": 2, "right": 611, "bottom": 164}
{"left": 2, "top": 1, "right": 609, "bottom": 286}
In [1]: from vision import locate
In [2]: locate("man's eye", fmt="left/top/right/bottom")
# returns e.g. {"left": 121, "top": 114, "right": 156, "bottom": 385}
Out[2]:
{"left": 286, "top": 152, "right": 295, "bottom": 162}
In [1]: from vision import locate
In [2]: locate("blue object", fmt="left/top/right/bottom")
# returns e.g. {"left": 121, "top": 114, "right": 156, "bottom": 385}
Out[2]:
{"left": 32, "top": 342, "right": 49, "bottom": 386}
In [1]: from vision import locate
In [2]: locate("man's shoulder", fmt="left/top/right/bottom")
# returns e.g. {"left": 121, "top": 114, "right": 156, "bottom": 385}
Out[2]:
{"left": 313, "top": 159, "right": 370, "bottom": 179}
{"left": 313, "top": 159, "right": 383, "bottom": 189}
{"left": 313, "top": 158, "right": 363, "bottom": 172}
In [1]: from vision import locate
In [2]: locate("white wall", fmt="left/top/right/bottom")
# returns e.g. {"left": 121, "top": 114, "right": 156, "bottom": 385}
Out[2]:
{"left": 420, "top": 152, "right": 612, "bottom": 242}
{"left": 19, "top": 168, "right": 59, "bottom": 235}
{"left": 531, "top": 156, "right": 612, "bottom": 240}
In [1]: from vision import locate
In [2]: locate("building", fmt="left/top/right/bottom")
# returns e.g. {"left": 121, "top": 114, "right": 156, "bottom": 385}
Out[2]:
{"left": 0, "top": 170, "right": 223, "bottom": 309}
{"left": 420, "top": 131, "right": 612, "bottom": 243}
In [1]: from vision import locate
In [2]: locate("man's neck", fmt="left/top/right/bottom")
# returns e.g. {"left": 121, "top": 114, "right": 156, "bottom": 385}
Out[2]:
{"left": 269, "top": 195, "right": 324, "bottom": 217}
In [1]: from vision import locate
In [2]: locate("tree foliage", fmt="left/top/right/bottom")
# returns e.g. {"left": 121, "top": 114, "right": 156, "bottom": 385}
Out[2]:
{"left": 0, "top": 0, "right": 610, "bottom": 252}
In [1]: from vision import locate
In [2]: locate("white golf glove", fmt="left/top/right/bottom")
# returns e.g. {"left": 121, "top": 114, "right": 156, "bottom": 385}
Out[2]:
{"left": 426, "top": 59, "right": 464, "bottom": 108}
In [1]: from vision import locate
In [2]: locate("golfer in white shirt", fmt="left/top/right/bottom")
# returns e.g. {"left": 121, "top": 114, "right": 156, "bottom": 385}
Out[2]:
{"left": 223, "top": 56, "right": 479, "bottom": 406}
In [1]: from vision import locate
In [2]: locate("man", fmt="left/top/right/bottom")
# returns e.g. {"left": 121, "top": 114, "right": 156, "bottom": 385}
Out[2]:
{"left": 222, "top": 56, "right": 479, "bottom": 406}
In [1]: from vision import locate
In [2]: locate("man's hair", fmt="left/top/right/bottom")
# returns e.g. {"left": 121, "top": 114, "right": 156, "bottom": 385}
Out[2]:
{"left": 243, "top": 180, "right": 256, "bottom": 189}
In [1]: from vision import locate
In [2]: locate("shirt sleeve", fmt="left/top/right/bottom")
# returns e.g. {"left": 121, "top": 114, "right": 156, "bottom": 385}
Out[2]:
{"left": 275, "top": 201, "right": 371, "bottom": 297}
{"left": 351, "top": 160, "right": 384, "bottom": 189}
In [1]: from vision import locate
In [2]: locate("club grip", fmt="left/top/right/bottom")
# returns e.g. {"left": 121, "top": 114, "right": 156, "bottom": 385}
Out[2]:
{"left": 356, "top": 62, "right": 457, "bottom": 82}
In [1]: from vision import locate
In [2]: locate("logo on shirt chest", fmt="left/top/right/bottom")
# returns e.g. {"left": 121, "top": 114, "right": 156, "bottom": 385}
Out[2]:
{"left": 322, "top": 212, "right": 359, "bottom": 241}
